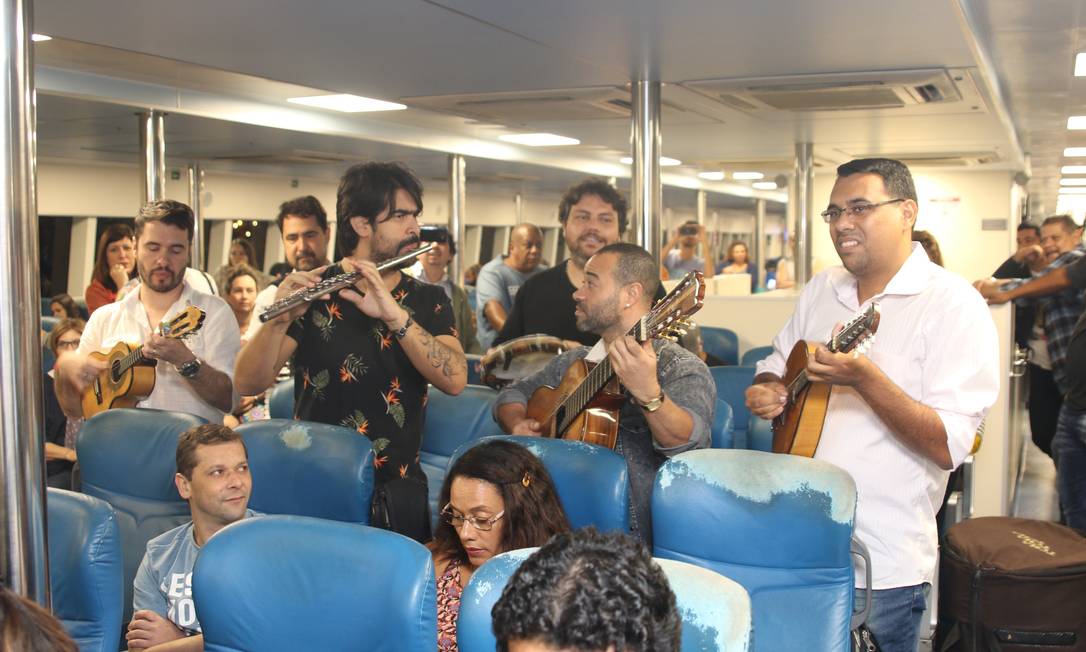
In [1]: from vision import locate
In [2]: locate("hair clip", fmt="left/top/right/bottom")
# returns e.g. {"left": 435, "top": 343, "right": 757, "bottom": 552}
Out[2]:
{"left": 521, "top": 472, "right": 531, "bottom": 488}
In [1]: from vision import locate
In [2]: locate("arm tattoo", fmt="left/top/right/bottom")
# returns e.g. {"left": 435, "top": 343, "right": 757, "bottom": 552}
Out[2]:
{"left": 416, "top": 327, "right": 466, "bottom": 379}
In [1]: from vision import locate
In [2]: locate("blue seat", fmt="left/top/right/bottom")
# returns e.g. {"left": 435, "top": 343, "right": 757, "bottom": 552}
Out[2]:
{"left": 42, "top": 315, "right": 60, "bottom": 332}
{"left": 653, "top": 449, "right": 860, "bottom": 652}
{"left": 740, "top": 345, "right": 774, "bottom": 366}
{"left": 710, "top": 366, "right": 755, "bottom": 449}
{"left": 701, "top": 326, "right": 739, "bottom": 366}
{"left": 458, "top": 548, "right": 752, "bottom": 652}
{"left": 236, "top": 419, "right": 375, "bottom": 523}
{"left": 711, "top": 398, "right": 735, "bottom": 449}
{"left": 266, "top": 378, "right": 294, "bottom": 419}
{"left": 47, "top": 488, "right": 124, "bottom": 652}
{"left": 77, "top": 408, "right": 207, "bottom": 623}
{"left": 466, "top": 287, "right": 477, "bottom": 311}
{"left": 747, "top": 413, "right": 775, "bottom": 452}
{"left": 465, "top": 354, "right": 484, "bottom": 386}
{"left": 451, "top": 435, "right": 630, "bottom": 533}
{"left": 194, "top": 516, "right": 436, "bottom": 652}
{"left": 420, "top": 385, "right": 501, "bottom": 527}
{"left": 43, "top": 344, "right": 56, "bottom": 374}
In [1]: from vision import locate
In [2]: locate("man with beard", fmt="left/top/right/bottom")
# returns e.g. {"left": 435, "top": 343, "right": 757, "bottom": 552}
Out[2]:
{"left": 495, "top": 243, "right": 713, "bottom": 546}
{"left": 496, "top": 178, "right": 666, "bottom": 349}
{"left": 745, "top": 159, "right": 999, "bottom": 652}
{"left": 244, "top": 195, "right": 331, "bottom": 339}
{"left": 235, "top": 162, "right": 467, "bottom": 542}
{"left": 55, "top": 200, "right": 239, "bottom": 424}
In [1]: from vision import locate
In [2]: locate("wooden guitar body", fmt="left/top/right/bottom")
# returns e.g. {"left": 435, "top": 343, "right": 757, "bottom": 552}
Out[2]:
{"left": 526, "top": 358, "right": 624, "bottom": 450}
{"left": 81, "top": 343, "right": 157, "bottom": 418}
{"left": 771, "top": 341, "right": 830, "bottom": 457}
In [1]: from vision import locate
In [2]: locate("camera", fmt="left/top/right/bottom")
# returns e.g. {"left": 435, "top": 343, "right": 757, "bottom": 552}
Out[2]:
{"left": 420, "top": 225, "right": 450, "bottom": 244}
{"left": 679, "top": 224, "right": 699, "bottom": 236}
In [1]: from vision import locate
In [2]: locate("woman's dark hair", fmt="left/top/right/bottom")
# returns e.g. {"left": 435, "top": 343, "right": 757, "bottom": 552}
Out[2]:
{"left": 50, "top": 293, "right": 79, "bottom": 319}
{"left": 727, "top": 240, "right": 748, "bottom": 263}
{"left": 335, "top": 162, "right": 424, "bottom": 259}
{"left": 492, "top": 528, "right": 681, "bottom": 652}
{"left": 46, "top": 318, "right": 85, "bottom": 356}
{"left": 0, "top": 586, "right": 78, "bottom": 652}
{"left": 430, "top": 439, "right": 570, "bottom": 566}
{"left": 91, "top": 224, "right": 136, "bottom": 292}
{"left": 229, "top": 238, "right": 257, "bottom": 266}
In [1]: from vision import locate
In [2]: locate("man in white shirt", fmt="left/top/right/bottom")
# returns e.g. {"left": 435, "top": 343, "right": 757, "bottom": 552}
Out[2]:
{"left": 745, "top": 158, "right": 999, "bottom": 652}
{"left": 56, "top": 200, "right": 239, "bottom": 424}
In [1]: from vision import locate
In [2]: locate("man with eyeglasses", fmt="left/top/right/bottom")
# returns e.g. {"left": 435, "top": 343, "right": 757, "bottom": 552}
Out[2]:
{"left": 745, "top": 158, "right": 999, "bottom": 652}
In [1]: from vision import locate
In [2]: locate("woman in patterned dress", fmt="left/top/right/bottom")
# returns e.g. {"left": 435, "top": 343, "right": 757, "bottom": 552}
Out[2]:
{"left": 428, "top": 440, "right": 570, "bottom": 651}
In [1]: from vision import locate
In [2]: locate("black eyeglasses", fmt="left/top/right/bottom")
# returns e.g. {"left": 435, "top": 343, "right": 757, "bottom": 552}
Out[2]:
{"left": 440, "top": 504, "right": 505, "bottom": 531}
{"left": 820, "top": 199, "right": 905, "bottom": 223}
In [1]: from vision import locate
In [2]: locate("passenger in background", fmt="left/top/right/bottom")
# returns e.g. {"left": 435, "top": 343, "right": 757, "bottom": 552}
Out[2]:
{"left": 236, "top": 163, "right": 466, "bottom": 543}
{"left": 993, "top": 222, "right": 1045, "bottom": 279}
{"left": 85, "top": 223, "right": 136, "bottom": 315}
{"left": 747, "top": 158, "right": 999, "bottom": 652}
{"left": 429, "top": 440, "right": 570, "bottom": 651}
{"left": 50, "top": 293, "right": 81, "bottom": 319}
{"left": 475, "top": 224, "right": 545, "bottom": 350}
{"left": 677, "top": 323, "right": 727, "bottom": 367}
{"left": 496, "top": 243, "right": 712, "bottom": 545}
{"left": 55, "top": 200, "right": 240, "bottom": 425}
{"left": 660, "top": 220, "right": 713, "bottom": 279}
{"left": 245, "top": 195, "right": 331, "bottom": 341}
{"left": 773, "top": 238, "right": 796, "bottom": 290}
{"left": 491, "top": 528, "right": 681, "bottom": 652}
{"left": 222, "top": 264, "right": 262, "bottom": 341}
{"left": 212, "top": 238, "right": 262, "bottom": 294}
{"left": 127, "top": 424, "right": 257, "bottom": 652}
{"left": 415, "top": 229, "right": 481, "bottom": 354}
{"left": 0, "top": 585, "right": 78, "bottom": 652}
{"left": 715, "top": 241, "right": 757, "bottom": 290}
{"left": 43, "top": 318, "right": 84, "bottom": 490}
{"left": 463, "top": 262, "right": 481, "bottom": 287}
{"left": 268, "top": 261, "right": 292, "bottom": 284}
{"left": 911, "top": 229, "right": 944, "bottom": 267}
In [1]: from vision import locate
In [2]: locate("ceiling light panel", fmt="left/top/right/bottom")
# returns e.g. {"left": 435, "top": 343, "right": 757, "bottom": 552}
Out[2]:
{"left": 732, "top": 171, "right": 765, "bottom": 180}
{"left": 287, "top": 94, "right": 406, "bottom": 113}
{"left": 498, "top": 133, "right": 580, "bottom": 147}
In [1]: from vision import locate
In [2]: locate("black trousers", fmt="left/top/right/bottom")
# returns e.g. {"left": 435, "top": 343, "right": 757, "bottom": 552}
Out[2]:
{"left": 1028, "top": 363, "right": 1063, "bottom": 458}
{"left": 370, "top": 473, "right": 432, "bottom": 544}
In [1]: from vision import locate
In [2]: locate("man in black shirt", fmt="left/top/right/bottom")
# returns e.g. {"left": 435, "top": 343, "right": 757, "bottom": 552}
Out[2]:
{"left": 992, "top": 222, "right": 1044, "bottom": 279}
{"left": 236, "top": 162, "right": 467, "bottom": 542}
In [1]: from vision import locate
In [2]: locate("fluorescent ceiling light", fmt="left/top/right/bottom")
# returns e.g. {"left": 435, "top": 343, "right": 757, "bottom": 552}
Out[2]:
{"left": 1061, "top": 178, "right": 1086, "bottom": 186}
{"left": 732, "top": 171, "right": 765, "bottom": 180}
{"left": 1069, "top": 116, "right": 1086, "bottom": 130}
{"left": 1059, "top": 187, "right": 1086, "bottom": 194}
{"left": 698, "top": 171, "right": 726, "bottom": 181}
{"left": 287, "top": 94, "right": 406, "bottom": 113}
{"left": 31, "top": 33, "right": 51, "bottom": 42}
{"left": 1062, "top": 165, "right": 1086, "bottom": 174}
{"left": 1077, "top": 53, "right": 1086, "bottom": 76}
{"left": 619, "top": 156, "right": 682, "bottom": 167}
{"left": 752, "top": 181, "right": 778, "bottom": 190}
{"left": 498, "top": 133, "right": 580, "bottom": 147}
{"left": 1064, "top": 147, "right": 1086, "bottom": 157}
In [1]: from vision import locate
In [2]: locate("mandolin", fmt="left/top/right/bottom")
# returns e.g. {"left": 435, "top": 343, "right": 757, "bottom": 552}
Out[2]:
{"left": 81, "top": 306, "right": 206, "bottom": 418}
{"left": 525, "top": 271, "right": 706, "bottom": 449}
{"left": 771, "top": 302, "right": 880, "bottom": 457}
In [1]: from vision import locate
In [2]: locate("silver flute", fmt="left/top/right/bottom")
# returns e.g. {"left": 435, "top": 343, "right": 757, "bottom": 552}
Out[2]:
{"left": 259, "top": 242, "right": 435, "bottom": 323}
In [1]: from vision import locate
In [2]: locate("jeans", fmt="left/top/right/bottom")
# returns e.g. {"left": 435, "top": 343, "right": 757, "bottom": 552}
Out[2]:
{"left": 1053, "top": 404, "right": 1086, "bottom": 533}
{"left": 854, "top": 583, "right": 929, "bottom": 652}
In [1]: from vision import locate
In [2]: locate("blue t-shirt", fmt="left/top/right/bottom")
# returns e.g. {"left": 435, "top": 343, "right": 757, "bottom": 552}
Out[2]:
{"left": 475, "top": 255, "right": 544, "bottom": 349}
{"left": 663, "top": 250, "right": 705, "bottom": 278}
{"left": 132, "top": 510, "right": 259, "bottom": 634}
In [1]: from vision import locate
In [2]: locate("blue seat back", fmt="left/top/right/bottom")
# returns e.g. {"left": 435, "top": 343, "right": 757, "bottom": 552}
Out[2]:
{"left": 42, "top": 315, "right": 60, "bottom": 332}
{"left": 43, "top": 344, "right": 56, "bottom": 374}
{"left": 740, "top": 345, "right": 774, "bottom": 366}
{"left": 701, "top": 326, "right": 739, "bottom": 366}
{"left": 237, "top": 419, "right": 375, "bottom": 523}
{"left": 747, "top": 413, "right": 775, "bottom": 452}
{"left": 451, "top": 436, "right": 630, "bottom": 533}
{"left": 653, "top": 449, "right": 857, "bottom": 652}
{"left": 47, "top": 488, "right": 124, "bottom": 652}
{"left": 710, "top": 366, "right": 755, "bottom": 449}
{"left": 420, "top": 385, "right": 501, "bottom": 526}
{"left": 711, "top": 398, "right": 734, "bottom": 449}
{"left": 458, "top": 549, "right": 752, "bottom": 652}
{"left": 77, "top": 408, "right": 207, "bottom": 623}
{"left": 195, "top": 516, "right": 436, "bottom": 652}
{"left": 266, "top": 378, "right": 294, "bottom": 419}
{"left": 465, "top": 355, "right": 484, "bottom": 386}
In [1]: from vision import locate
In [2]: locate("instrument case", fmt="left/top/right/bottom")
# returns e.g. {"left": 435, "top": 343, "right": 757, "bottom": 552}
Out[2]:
{"left": 935, "top": 517, "right": 1086, "bottom": 651}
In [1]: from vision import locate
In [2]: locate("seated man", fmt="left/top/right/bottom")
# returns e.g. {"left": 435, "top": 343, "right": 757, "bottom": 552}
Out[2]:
{"left": 476, "top": 223, "right": 545, "bottom": 350}
{"left": 491, "top": 528, "right": 680, "bottom": 652}
{"left": 494, "top": 243, "right": 713, "bottom": 545}
{"left": 127, "top": 424, "right": 257, "bottom": 651}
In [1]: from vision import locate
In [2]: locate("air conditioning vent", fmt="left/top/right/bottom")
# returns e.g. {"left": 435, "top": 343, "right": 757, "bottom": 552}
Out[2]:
{"left": 841, "top": 150, "right": 1002, "bottom": 168}
{"left": 211, "top": 150, "right": 350, "bottom": 165}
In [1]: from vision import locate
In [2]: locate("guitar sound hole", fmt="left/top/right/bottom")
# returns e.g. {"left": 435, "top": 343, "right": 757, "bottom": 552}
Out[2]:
{"left": 554, "top": 406, "right": 566, "bottom": 430}
{"left": 110, "top": 360, "right": 122, "bottom": 383}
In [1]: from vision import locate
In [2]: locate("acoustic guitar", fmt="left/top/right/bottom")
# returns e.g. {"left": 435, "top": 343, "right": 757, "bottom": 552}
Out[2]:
{"left": 525, "top": 271, "right": 706, "bottom": 449}
{"left": 81, "top": 306, "right": 206, "bottom": 418}
{"left": 771, "top": 303, "right": 880, "bottom": 457}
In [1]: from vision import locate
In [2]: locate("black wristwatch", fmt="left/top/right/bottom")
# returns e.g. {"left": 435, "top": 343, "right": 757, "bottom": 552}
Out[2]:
{"left": 175, "top": 358, "right": 202, "bottom": 378}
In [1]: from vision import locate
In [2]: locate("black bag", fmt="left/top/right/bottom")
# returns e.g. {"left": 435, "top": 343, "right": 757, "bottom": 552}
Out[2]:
{"left": 851, "top": 624, "right": 881, "bottom": 652}
{"left": 936, "top": 517, "right": 1086, "bottom": 651}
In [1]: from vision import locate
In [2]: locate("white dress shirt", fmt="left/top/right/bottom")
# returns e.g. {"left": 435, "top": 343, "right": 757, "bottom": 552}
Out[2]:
{"left": 243, "top": 283, "right": 279, "bottom": 341}
{"left": 756, "top": 243, "right": 999, "bottom": 589}
{"left": 78, "top": 280, "right": 240, "bottom": 424}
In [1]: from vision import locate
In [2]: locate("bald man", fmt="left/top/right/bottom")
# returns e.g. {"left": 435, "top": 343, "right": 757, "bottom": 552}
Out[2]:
{"left": 476, "top": 224, "right": 545, "bottom": 349}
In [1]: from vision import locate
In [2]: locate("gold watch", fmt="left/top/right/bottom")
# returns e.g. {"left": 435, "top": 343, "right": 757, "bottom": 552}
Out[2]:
{"left": 637, "top": 390, "right": 665, "bottom": 413}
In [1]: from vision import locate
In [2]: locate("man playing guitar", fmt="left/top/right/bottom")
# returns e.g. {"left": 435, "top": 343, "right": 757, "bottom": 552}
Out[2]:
{"left": 495, "top": 243, "right": 713, "bottom": 545}
{"left": 745, "top": 159, "right": 999, "bottom": 652}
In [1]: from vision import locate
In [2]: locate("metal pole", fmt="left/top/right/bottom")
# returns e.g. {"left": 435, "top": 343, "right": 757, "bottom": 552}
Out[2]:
{"left": 754, "top": 199, "right": 766, "bottom": 289}
{"left": 138, "top": 110, "right": 166, "bottom": 204}
{"left": 631, "top": 80, "right": 661, "bottom": 254}
{"left": 0, "top": 0, "right": 49, "bottom": 604}
{"left": 514, "top": 193, "right": 523, "bottom": 224}
{"left": 793, "top": 143, "right": 814, "bottom": 286}
{"left": 696, "top": 189, "right": 708, "bottom": 262}
{"left": 448, "top": 154, "right": 466, "bottom": 284}
{"left": 188, "top": 163, "right": 204, "bottom": 270}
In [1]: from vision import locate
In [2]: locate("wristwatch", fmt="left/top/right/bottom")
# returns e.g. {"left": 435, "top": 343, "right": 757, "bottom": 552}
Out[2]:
{"left": 637, "top": 390, "right": 666, "bottom": 413}
{"left": 393, "top": 316, "right": 414, "bottom": 339}
{"left": 175, "top": 358, "right": 202, "bottom": 378}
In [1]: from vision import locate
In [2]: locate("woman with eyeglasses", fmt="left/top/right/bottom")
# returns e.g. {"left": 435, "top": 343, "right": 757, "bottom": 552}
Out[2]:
{"left": 428, "top": 439, "right": 570, "bottom": 652}
{"left": 43, "top": 318, "right": 86, "bottom": 489}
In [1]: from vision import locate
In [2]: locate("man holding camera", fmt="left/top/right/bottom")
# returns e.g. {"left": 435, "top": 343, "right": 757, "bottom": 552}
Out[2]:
{"left": 661, "top": 220, "right": 714, "bottom": 279}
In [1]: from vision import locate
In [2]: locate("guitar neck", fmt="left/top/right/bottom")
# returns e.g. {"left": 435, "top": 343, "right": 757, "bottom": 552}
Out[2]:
{"left": 554, "top": 321, "right": 644, "bottom": 433}
{"left": 115, "top": 344, "right": 147, "bottom": 377}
